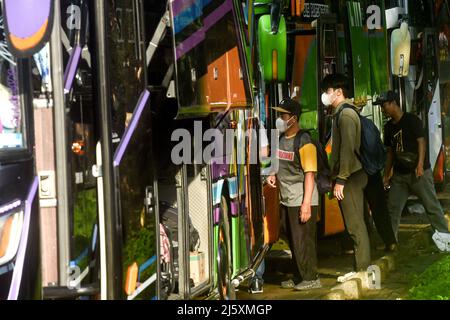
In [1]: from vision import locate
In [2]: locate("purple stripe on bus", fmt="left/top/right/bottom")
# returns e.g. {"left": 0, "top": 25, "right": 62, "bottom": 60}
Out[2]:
{"left": 171, "top": 0, "right": 197, "bottom": 17}
{"left": 7, "top": 176, "right": 39, "bottom": 300}
{"left": 214, "top": 207, "right": 221, "bottom": 224}
{"left": 113, "top": 90, "right": 150, "bottom": 167}
{"left": 203, "top": 0, "right": 231, "bottom": 29}
{"left": 175, "top": 29, "right": 205, "bottom": 61}
{"left": 176, "top": 0, "right": 232, "bottom": 60}
{"left": 211, "top": 157, "right": 230, "bottom": 180}
{"left": 63, "top": 45, "right": 82, "bottom": 94}
{"left": 230, "top": 200, "right": 239, "bottom": 216}
{"left": 4, "top": 0, "right": 51, "bottom": 38}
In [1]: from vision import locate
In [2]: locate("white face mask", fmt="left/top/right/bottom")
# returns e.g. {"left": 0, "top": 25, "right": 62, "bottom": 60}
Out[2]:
{"left": 276, "top": 116, "right": 294, "bottom": 133}
{"left": 321, "top": 91, "right": 337, "bottom": 106}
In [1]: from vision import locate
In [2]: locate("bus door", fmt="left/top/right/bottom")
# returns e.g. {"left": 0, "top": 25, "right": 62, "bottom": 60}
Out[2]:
{"left": 0, "top": 8, "right": 40, "bottom": 299}
{"left": 166, "top": 0, "right": 256, "bottom": 300}
{"left": 43, "top": 0, "right": 155, "bottom": 300}
{"left": 101, "top": 0, "right": 156, "bottom": 300}
{"left": 0, "top": 42, "right": 39, "bottom": 301}
{"left": 40, "top": 0, "right": 102, "bottom": 299}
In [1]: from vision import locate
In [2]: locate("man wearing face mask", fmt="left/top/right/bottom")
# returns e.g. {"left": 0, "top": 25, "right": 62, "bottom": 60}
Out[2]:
{"left": 321, "top": 74, "right": 371, "bottom": 272}
{"left": 266, "top": 98, "right": 322, "bottom": 291}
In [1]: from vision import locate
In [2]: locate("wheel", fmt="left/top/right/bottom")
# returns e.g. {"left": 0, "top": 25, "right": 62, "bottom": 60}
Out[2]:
{"left": 217, "top": 196, "right": 236, "bottom": 300}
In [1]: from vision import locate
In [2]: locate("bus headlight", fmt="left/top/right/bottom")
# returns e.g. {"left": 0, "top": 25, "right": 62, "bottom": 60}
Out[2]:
{"left": 0, "top": 201, "right": 24, "bottom": 266}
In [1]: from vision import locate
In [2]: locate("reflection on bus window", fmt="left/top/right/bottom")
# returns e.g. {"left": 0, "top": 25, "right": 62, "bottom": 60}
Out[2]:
{"left": 0, "top": 11, "right": 24, "bottom": 150}
{"left": 0, "top": 62, "right": 23, "bottom": 150}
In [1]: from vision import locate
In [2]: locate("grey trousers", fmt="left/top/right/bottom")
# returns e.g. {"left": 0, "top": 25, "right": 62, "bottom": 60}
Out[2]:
{"left": 339, "top": 169, "right": 370, "bottom": 271}
{"left": 388, "top": 168, "right": 449, "bottom": 241}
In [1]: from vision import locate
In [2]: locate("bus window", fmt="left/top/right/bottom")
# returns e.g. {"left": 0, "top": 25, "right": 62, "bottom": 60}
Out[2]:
{"left": 0, "top": 57, "right": 25, "bottom": 150}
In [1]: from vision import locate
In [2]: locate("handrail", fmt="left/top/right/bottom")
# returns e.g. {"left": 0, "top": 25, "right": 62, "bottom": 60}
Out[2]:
{"left": 113, "top": 89, "right": 150, "bottom": 167}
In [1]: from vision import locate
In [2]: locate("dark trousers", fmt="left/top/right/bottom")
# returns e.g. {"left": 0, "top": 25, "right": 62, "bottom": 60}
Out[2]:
{"left": 388, "top": 169, "right": 449, "bottom": 240}
{"left": 280, "top": 205, "right": 318, "bottom": 281}
{"left": 339, "top": 169, "right": 370, "bottom": 271}
{"left": 364, "top": 172, "right": 397, "bottom": 246}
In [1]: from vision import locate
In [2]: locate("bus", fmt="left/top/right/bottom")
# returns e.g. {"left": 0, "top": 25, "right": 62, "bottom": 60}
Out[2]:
{"left": 280, "top": 0, "right": 449, "bottom": 236}
{"left": 28, "top": 0, "right": 276, "bottom": 300}
{"left": 5, "top": 0, "right": 448, "bottom": 300}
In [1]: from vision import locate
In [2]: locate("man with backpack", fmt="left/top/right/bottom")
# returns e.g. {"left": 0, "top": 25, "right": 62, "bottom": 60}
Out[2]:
{"left": 321, "top": 74, "right": 371, "bottom": 272}
{"left": 266, "top": 98, "right": 322, "bottom": 291}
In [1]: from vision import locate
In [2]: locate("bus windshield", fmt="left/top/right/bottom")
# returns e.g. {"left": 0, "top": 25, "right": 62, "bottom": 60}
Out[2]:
{"left": 0, "top": 18, "right": 25, "bottom": 151}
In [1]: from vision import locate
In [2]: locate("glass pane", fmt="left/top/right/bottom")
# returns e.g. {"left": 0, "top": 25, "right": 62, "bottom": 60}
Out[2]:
{"left": 0, "top": 16, "right": 25, "bottom": 150}
{"left": 107, "top": 0, "right": 156, "bottom": 300}
{"left": 60, "top": 0, "right": 100, "bottom": 288}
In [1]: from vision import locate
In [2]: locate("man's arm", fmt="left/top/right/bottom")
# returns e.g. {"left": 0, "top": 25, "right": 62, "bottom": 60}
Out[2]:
{"left": 301, "top": 172, "right": 315, "bottom": 223}
{"left": 383, "top": 147, "right": 394, "bottom": 188}
{"left": 416, "top": 137, "right": 426, "bottom": 177}
{"left": 299, "top": 143, "right": 317, "bottom": 222}
{"left": 336, "top": 113, "right": 358, "bottom": 185}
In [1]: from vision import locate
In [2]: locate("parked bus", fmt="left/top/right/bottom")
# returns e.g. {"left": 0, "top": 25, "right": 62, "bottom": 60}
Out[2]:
{"left": 280, "top": 0, "right": 449, "bottom": 236}
{"left": 4, "top": 0, "right": 448, "bottom": 301}
{"left": 28, "top": 0, "right": 276, "bottom": 300}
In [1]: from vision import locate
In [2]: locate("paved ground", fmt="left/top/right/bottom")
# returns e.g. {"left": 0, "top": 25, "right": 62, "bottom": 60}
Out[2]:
{"left": 236, "top": 192, "right": 450, "bottom": 300}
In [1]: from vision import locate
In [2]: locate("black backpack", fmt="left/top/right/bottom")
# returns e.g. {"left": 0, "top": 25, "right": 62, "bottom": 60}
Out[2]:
{"left": 336, "top": 105, "right": 387, "bottom": 176}
{"left": 159, "top": 201, "right": 200, "bottom": 252}
{"left": 289, "top": 130, "right": 333, "bottom": 195}
{"left": 159, "top": 201, "right": 200, "bottom": 296}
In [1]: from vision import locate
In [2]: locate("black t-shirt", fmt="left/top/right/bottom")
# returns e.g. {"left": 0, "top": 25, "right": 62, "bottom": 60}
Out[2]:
{"left": 384, "top": 113, "right": 430, "bottom": 174}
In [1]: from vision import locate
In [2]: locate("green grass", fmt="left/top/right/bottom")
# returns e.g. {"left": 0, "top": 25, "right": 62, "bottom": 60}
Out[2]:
{"left": 73, "top": 188, "right": 98, "bottom": 269}
{"left": 408, "top": 254, "right": 450, "bottom": 300}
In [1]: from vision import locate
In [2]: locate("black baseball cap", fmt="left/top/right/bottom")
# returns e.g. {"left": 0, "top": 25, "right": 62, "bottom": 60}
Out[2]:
{"left": 272, "top": 98, "right": 302, "bottom": 118}
{"left": 374, "top": 91, "right": 399, "bottom": 106}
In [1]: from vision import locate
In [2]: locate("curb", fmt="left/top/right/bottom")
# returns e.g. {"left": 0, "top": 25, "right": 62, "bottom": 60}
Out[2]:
{"left": 320, "top": 224, "right": 436, "bottom": 300}
{"left": 321, "top": 253, "right": 396, "bottom": 300}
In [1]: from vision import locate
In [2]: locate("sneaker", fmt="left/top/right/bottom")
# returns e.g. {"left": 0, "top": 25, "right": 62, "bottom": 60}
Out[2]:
{"left": 376, "top": 243, "right": 397, "bottom": 252}
{"left": 432, "top": 231, "right": 450, "bottom": 252}
{"left": 280, "top": 279, "right": 295, "bottom": 289}
{"left": 249, "top": 279, "right": 263, "bottom": 294}
{"left": 294, "top": 279, "right": 322, "bottom": 291}
{"left": 337, "top": 271, "right": 371, "bottom": 288}
{"left": 337, "top": 271, "right": 357, "bottom": 283}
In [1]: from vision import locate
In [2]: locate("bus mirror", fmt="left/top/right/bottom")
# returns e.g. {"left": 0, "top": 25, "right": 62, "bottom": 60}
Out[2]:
{"left": 391, "top": 22, "right": 411, "bottom": 77}
{"left": 1, "top": 0, "right": 54, "bottom": 58}
{"left": 385, "top": 7, "right": 405, "bottom": 29}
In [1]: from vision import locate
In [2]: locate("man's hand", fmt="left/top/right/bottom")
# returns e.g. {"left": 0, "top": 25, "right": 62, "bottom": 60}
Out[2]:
{"left": 299, "top": 203, "right": 312, "bottom": 223}
{"left": 383, "top": 175, "right": 391, "bottom": 190}
{"left": 334, "top": 184, "right": 345, "bottom": 201}
{"left": 415, "top": 165, "right": 424, "bottom": 178}
{"left": 267, "top": 175, "right": 277, "bottom": 188}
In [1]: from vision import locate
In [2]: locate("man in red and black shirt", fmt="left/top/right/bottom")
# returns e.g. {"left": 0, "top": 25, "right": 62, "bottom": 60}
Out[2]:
{"left": 267, "top": 98, "right": 322, "bottom": 291}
